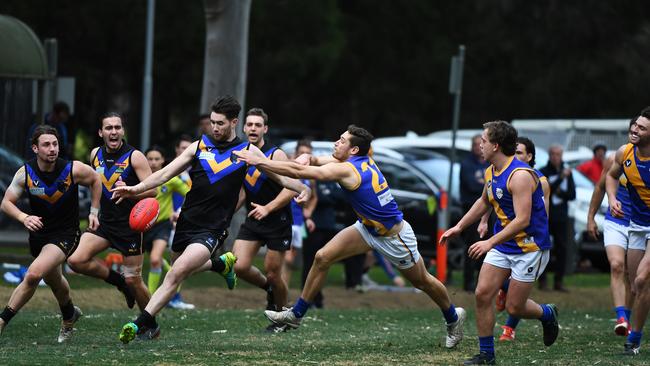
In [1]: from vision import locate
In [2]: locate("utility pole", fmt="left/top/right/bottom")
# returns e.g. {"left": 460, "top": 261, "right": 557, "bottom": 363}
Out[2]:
{"left": 140, "top": 0, "right": 155, "bottom": 150}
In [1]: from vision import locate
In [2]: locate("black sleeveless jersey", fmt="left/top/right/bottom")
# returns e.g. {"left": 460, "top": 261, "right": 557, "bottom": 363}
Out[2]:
{"left": 24, "top": 158, "right": 79, "bottom": 235}
{"left": 177, "top": 135, "right": 249, "bottom": 231}
{"left": 243, "top": 143, "right": 292, "bottom": 224}
{"left": 91, "top": 141, "right": 140, "bottom": 225}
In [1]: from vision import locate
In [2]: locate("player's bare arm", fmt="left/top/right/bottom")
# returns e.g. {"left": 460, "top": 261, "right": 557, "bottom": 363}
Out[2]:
{"left": 587, "top": 154, "right": 614, "bottom": 239}
{"left": 248, "top": 149, "right": 300, "bottom": 220}
{"left": 440, "top": 184, "right": 490, "bottom": 245}
{"left": 467, "top": 170, "right": 535, "bottom": 259}
{"left": 112, "top": 141, "right": 197, "bottom": 201}
{"left": 605, "top": 145, "right": 626, "bottom": 218}
{"left": 127, "top": 150, "right": 157, "bottom": 199}
{"left": 72, "top": 161, "right": 102, "bottom": 230}
{"left": 0, "top": 167, "right": 43, "bottom": 232}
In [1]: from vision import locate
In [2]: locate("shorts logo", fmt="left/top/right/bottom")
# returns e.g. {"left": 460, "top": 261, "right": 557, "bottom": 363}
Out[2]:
{"left": 206, "top": 236, "right": 216, "bottom": 247}
{"left": 399, "top": 259, "right": 407, "bottom": 265}
{"left": 625, "top": 159, "right": 632, "bottom": 167}
{"left": 496, "top": 188, "right": 503, "bottom": 199}
{"left": 283, "top": 239, "right": 290, "bottom": 246}
{"left": 527, "top": 266, "right": 534, "bottom": 274}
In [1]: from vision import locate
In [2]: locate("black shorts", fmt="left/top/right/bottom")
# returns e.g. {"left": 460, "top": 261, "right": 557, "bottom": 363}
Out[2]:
{"left": 29, "top": 229, "right": 80, "bottom": 258}
{"left": 236, "top": 217, "right": 292, "bottom": 251}
{"left": 143, "top": 220, "right": 173, "bottom": 252}
{"left": 90, "top": 222, "right": 142, "bottom": 257}
{"left": 172, "top": 220, "right": 228, "bottom": 255}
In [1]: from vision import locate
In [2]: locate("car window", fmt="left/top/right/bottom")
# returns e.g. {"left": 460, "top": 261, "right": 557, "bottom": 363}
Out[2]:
{"left": 377, "top": 161, "right": 431, "bottom": 194}
{"left": 411, "top": 159, "right": 460, "bottom": 199}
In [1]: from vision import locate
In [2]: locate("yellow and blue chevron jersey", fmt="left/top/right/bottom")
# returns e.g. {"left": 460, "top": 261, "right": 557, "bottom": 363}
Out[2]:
{"left": 92, "top": 143, "right": 140, "bottom": 224}
{"left": 156, "top": 176, "right": 189, "bottom": 223}
{"left": 25, "top": 158, "right": 79, "bottom": 235}
{"left": 341, "top": 156, "right": 403, "bottom": 236}
{"left": 605, "top": 172, "right": 631, "bottom": 226}
{"left": 486, "top": 156, "right": 550, "bottom": 254}
{"left": 622, "top": 143, "right": 650, "bottom": 226}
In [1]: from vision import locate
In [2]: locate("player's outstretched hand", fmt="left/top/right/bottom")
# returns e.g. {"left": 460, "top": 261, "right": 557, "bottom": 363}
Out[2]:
{"left": 294, "top": 186, "right": 312, "bottom": 205}
{"left": 468, "top": 240, "right": 492, "bottom": 259}
{"left": 439, "top": 226, "right": 461, "bottom": 246}
{"left": 294, "top": 153, "right": 312, "bottom": 166}
{"left": 111, "top": 178, "right": 140, "bottom": 204}
{"left": 233, "top": 144, "right": 266, "bottom": 165}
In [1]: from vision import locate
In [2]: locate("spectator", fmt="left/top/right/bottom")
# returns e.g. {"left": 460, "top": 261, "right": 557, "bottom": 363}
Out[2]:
{"left": 196, "top": 113, "right": 212, "bottom": 138}
{"left": 576, "top": 141, "right": 607, "bottom": 183}
{"left": 540, "top": 144, "right": 576, "bottom": 292}
{"left": 459, "top": 134, "right": 490, "bottom": 291}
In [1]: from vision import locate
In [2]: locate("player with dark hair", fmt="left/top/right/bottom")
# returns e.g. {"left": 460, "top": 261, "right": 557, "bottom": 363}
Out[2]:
{"left": 0, "top": 125, "right": 101, "bottom": 342}
{"left": 235, "top": 125, "right": 466, "bottom": 348}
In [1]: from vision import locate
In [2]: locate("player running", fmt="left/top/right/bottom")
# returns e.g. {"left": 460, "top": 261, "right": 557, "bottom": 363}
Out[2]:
{"left": 235, "top": 125, "right": 466, "bottom": 349}
{"left": 111, "top": 95, "right": 310, "bottom": 344}
{"left": 441, "top": 121, "right": 558, "bottom": 365}
{"left": 0, "top": 125, "right": 101, "bottom": 342}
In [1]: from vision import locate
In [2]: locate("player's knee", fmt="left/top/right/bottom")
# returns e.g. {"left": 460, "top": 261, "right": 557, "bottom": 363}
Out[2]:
{"left": 23, "top": 270, "right": 43, "bottom": 287}
{"left": 66, "top": 254, "right": 85, "bottom": 270}
{"left": 474, "top": 286, "right": 493, "bottom": 305}
{"left": 634, "top": 272, "right": 650, "bottom": 290}
{"left": 123, "top": 265, "right": 143, "bottom": 286}
{"left": 234, "top": 260, "right": 250, "bottom": 275}
{"left": 313, "top": 250, "right": 333, "bottom": 270}
{"left": 609, "top": 259, "right": 625, "bottom": 276}
{"left": 505, "top": 301, "right": 525, "bottom": 316}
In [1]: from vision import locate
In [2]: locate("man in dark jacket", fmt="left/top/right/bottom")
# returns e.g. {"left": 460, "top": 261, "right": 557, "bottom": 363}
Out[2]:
{"left": 540, "top": 144, "right": 576, "bottom": 291}
{"left": 459, "top": 135, "right": 490, "bottom": 291}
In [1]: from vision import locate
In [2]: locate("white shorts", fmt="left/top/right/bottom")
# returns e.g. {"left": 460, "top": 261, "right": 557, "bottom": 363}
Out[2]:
{"left": 353, "top": 220, "right": 420, "bottom": 270}
{"left": 484, "top": 249, "right": 550, "bottom": 283}
{"left": 291, "top": 225, "right": 303, "bottom": 249}
{"left": 628, "top": 221, "right": 650, "bottom": 251}
{"left": 603, "top": 220, "right": 629, "bottom": 249}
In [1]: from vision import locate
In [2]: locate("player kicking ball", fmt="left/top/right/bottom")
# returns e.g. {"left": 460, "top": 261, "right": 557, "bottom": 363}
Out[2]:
{"left": 234, "top": 125, "right": 466, "bottom": 349}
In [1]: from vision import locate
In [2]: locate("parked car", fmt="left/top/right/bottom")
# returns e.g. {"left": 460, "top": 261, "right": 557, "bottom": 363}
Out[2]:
{"left": 280, "top": 141, "right": 466, "bottom": 269}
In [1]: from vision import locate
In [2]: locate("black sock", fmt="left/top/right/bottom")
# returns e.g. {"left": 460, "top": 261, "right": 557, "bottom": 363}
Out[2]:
{"left": 60, "top": 300, "right": 75, "bottom": 321}
{"left": 210, "top": 257, "right": 225, "bottom": 273}
{"left": 105, "top": 269, "right": 125, "bottom": 288}
{"left": 134, "top": 310, "right": 157, "bottom": 329}
{"left": 0, "top": 306, "right": 16, "bottom": 324}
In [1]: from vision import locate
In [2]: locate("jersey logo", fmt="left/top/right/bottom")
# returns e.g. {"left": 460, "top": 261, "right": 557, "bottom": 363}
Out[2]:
{"left": 244, "top": 148, "right": 276, "bottom": 193}
{"left": 94, "top": 149, "right": 132, "bottom": 199}
{"left": 26, "top": 164, "right": 73, "bottom": 207}
{"left": 197, "top": 137, "right": 248, "bottom": 184}
{"left": 496, "top": 188, "right": 504, "bottom": 199}
{"left": 625, "top": 159, "right": 632, "bottom": 167}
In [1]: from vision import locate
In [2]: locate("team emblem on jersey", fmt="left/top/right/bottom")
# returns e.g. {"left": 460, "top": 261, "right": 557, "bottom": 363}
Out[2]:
{"left": 487, "top": 180, "right": 492, "bottom": 188}
{"left": 625, "top": 159, "right": 632, "bottom": 167}
{"left": 496, "top": 188, "right": 503, "bottom": 199}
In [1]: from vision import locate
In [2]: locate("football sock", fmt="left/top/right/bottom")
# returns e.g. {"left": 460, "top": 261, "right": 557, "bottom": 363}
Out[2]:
{"left": 134, "top": 310, "right": 157, "bottom": 329}
{"left": 479, "top": 336, "right": 495, "bottom": 356}
{"left": 628, "top": 331, "right": 642, "bottom": 346}
{"left": 292, "top": 297, "right": 310, "bottom": 318}
{"left": 505, "top": 315, "right": 520, "bottom": 329}
{"left": 60, "top": 300, "right": 75, "bottom": 321}
{"left": 615, "top": 306, "right": 627, "bottom": 321}
{"left": 0, "top": 306, "right": 16, "bottom": 324}
{"left": 210, "top": 257, "right": 225, "bottom": 273}
{"left": 539, "top": 304, "right": 554, "bottom": 323}
{"left": 442, "top": 303, "right": 459, "bottom": 324}
{"left": 105, "top": 269, "right": 126, "bottom": 288}
{"left": 148, "top": 268, "right": 162, "bottom": 293}
{"left": 625, "top": 308, "right": 631, "bottom": 322}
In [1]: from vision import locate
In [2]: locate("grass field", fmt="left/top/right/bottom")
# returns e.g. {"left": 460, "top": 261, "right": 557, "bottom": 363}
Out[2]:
{"left": 0, "top": 307, "right": 647, "bottom": 365}
{"left": 0, "top": 246, "right": 646, "bottom": 365}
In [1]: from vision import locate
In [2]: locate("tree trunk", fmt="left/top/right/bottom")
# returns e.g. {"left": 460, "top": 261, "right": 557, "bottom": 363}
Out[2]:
{"left": 200, "top": 0, "right": 251, "bottom": 125}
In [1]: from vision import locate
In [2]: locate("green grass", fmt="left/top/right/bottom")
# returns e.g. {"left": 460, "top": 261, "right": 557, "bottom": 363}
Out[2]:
{"left": 0, "top": 307, "right": 646, "bottom": 365}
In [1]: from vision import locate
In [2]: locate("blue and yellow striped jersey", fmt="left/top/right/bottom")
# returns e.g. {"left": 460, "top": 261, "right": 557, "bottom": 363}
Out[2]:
{"left": 485, "top": 156, "right": 551, "bottom": 254}
{"left": 341, "top": 156, "right": 403, "bottom": 236}
{"left": 622, "top": 143, "right": 650, "bottom": 226}
{"left": 605, "top": 173, "right": 631, "bottom": 226}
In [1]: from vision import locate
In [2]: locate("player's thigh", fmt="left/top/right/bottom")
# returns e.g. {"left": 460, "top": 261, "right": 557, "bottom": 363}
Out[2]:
{"left": 633, "top": 246, "right": 650, "bottom": 283}
{"left": 505, "top": 278, "right": 535, "bottom": 308}
{"left": 628, "top": 249, "right": 645, "bottom": 278}
{"left": 264, "top": 249, "right": 285, "bottom": 273}
{"left": 233, "top": 239, "right": 262, "bottom": 268}
{"left": 72, "top": 232, "right": 111, "bottom": 261}
{"left": 476, "top": 257, "right": 511, "bottom": 299}
{"left": 316, "top": 225, "right": 371, "bottom": 264}
{"left": 30, "top": 244, "right": 67, "bottom": 277}
{"left": 170, "top": 243, "right": 212, "bottom": 277}
{"left": 605, "top": 245, "right": 626, "bottom": 267}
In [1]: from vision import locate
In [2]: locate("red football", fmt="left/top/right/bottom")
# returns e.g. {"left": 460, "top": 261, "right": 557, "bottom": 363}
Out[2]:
{"left": 129, "top": 197, "right": 160, "bottom": 232}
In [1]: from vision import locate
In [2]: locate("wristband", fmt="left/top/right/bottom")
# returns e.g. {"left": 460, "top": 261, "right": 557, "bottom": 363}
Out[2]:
{"left": 90, "top": 207, "right": 100, "bottom": 216}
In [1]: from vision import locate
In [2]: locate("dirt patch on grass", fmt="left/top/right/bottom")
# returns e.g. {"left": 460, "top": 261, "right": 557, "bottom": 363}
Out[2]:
{"left": 1, "top": 285, "right": 614, "bottom": 312}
